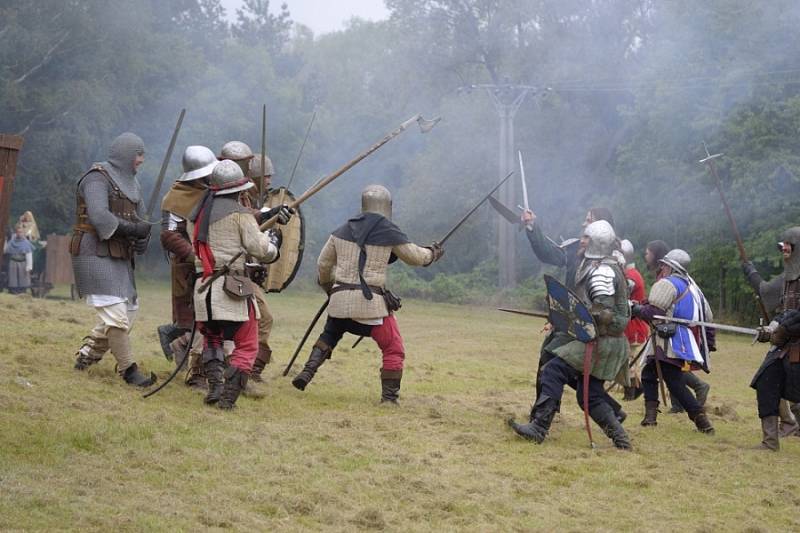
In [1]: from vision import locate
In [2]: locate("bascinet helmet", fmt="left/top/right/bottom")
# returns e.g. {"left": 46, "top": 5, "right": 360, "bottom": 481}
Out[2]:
{"left": 361, "top": 184, "right": 392, "bottom": 219}
{"left": 209, "top": 160, "right": 253, "bottom": 196}
{"left": 583, "top": 220, "right": 616, "bottom": 259}
{"left": 179, "top": 145, "right": 217, "bottom": 181}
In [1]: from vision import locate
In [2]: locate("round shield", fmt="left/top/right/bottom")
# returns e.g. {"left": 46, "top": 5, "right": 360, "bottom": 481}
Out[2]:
{"left": 262, "top": 187, "right": 304, "bottom": 292}
{"left": 544, "top": 274, "right": 596, "bottom": 343}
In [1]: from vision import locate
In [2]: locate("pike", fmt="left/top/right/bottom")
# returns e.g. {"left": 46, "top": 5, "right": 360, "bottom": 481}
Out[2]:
{"left": 259, "top": 104, "right": 267, "bottom": 208}
{"left": 145, "top": 108, "right": 186, "bottom": 219}
{"left": 700, "top": 142, "right": 770, "bottom": 321}
{"left": 350, "top": 172, "right": 515, "bottom": 349}
{"left": 277, "top": 109, "right": 317, "bottom": 207}
{"left": 653, "top": 314, "right": 758, "bottom": 337}
{"left": 260, "top": 114, "right": 441, "bottom": 231}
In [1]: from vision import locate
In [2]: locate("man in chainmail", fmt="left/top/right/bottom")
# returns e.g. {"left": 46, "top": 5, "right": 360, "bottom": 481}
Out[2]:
{"left": 743, "top": 227, "right": 800, "bottom": 450}
{"left": 71, "top": 132, "right": 156, "bottom": 387}
{"left": 509, "top": 221, "right": 632, "bottom": 449}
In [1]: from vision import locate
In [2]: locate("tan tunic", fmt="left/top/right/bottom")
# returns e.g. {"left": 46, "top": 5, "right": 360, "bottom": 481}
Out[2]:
{"left": 192, "top": 212, "right": 276, "bottom": 322}
{"left": 318, "top": 235, "right": 432, "bottom": 320}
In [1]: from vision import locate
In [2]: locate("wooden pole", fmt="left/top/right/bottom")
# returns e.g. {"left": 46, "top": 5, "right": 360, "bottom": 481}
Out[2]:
{"left": 0, "top": 134, "right": 25, "bottom": 244}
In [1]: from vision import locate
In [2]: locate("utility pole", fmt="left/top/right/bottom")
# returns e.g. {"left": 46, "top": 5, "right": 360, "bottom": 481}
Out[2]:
{"left": 459, "top": 80, "right": 540, "bottom": 288}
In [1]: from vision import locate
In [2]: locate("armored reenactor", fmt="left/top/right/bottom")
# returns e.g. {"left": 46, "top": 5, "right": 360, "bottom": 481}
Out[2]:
{"left": 743, "top": 227, "right": 800, "bottom": 450}
{"left": 156, "top": 145, "right": 217, "bottom": 389}
{"left": 71, "top": 132, "right": 156, "bottom": 387}
{"left": 217, "top": 142, "right": 293, "bottom": 396}
{"left": 291, "top": 185, "right": 443, "bottom": 404}
{"left": 190, "top": 159, "right": 281, "bottom": 409}
{"left": 632, "top": 249, "right": 715, "bottom": 434}
{"left": 509, "top": 220, "right": 632, "bottom": 449}
{"left": 618, "top": 239, "right": 648, "bottom": 400}
{"left": 519, "top": 206, "right": 626, "bottom": 422}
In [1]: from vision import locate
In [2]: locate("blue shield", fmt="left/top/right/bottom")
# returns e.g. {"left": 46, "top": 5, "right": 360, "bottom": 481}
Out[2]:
{"left": 544, "top": 274, "right": 596, "bottom": 343}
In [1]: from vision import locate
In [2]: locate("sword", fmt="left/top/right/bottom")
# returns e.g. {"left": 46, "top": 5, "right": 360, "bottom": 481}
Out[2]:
{"left": 488, "top": 195, "right": 520, "bottom": 225}
{"left": 437, "top": 171, "right": 514, "bottom": 245}
{"left": 142, "top": 321, "right": 196, "bottom": 399}
{"left": 284, "top": 299, "right": 329, "bottom": 376}
{"left": 145, "top": 108, "right": 185, "bottom": 219}
{"left": 652, "top": 315, "right": 758, "bottom": 336}
{"left": 497, "top": 307, "right": 549, "bottom": 319}
{"left": 518, "top": 151, "right": 530, "bottom": 212}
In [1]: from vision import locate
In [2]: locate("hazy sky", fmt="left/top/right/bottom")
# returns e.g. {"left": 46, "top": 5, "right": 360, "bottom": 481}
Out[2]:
{"left": 221, "top": 0, "right": 390, "bottom": 35}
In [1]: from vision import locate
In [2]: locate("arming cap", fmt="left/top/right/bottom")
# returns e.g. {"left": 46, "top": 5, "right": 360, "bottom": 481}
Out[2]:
{"left": 659, "top": 249, "right": 691, "bottom": 275}
{"left": 179, "top": 145, "right": 217, "bottom": 181}
{"left": 209, "top": 159, "right": 253, "bottom": 196}
{"left": 361, "top": 184, "right": 392, "bottom": 219}
{"left": 250, "top": 153, "right": 275, "bottom": 178}
{"left": 218, "top": 141, "right": 254, "bottom": 162}
{"left": 583, "top": 220, "right": 616, "bottom": 259}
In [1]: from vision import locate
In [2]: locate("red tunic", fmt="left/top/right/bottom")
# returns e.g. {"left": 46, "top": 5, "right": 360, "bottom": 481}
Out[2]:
{"left": 625, "top": 266, "right": 650, "bottom": 344}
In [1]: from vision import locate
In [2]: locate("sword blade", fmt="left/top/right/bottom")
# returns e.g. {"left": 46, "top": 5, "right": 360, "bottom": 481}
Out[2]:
{"left": 518, "top": 151, "right": 529, "bottom": 211}
{"left": 653, "top": 315, "right": 757, "bottom": 336}
{"left": 437, "top": 171, "right": 514, "bottom": 245}
{"left": 497, "top": 307, "right": 550, "bottom": 319}
{"left": 488, "top": 195, "right": 519, "bottom": 224}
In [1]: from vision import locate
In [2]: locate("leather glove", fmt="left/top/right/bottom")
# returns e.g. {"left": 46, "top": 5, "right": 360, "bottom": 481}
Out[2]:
{"left": 630, "top": 302, "right": 644, "bottom": 319}
{"left": 115, "top": 218, "right": 151, "bottom": 239}
{"left": 425, "top": 242, "right": 444, "bottom": 264}
{"left": 267, "top": 228, "right": 283, "bottom": 250}
{"left": 259, "top": 205, "right": 295, "bottom": 225}
{"left": 133, "top": 237, "right": 148, "bottom": 254}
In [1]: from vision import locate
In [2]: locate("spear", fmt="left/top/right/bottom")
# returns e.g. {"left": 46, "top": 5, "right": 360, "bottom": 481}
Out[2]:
{"left": 259, "top": 104, "right": 267, "bottom": 208}
{"left": 260, "top": 114, "right": 440, "bottom": 231}
{"left": 700, "top": 142, "right": 770, "bottom": 321}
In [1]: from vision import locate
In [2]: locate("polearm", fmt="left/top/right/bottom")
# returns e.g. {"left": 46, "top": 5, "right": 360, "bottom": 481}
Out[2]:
{"left": 260, "top": 114, "right": 440, "bottom": 231}
{"left": 283, "top": 299, "right": 329, "bottom": 376}
{"left": 497, "top": 307, "right": 549, "bottom": 319}
{"left": 277, "top": 109, "right": 317, "bottom": 207}
{"left": 259, "top": 104, "right": 267, "bottom": 208}
{"left": 350, "top": 172, "right": 515, "bottom": 349}
{"left": 700, "top": 143, "right": 770, "bottom": 321}
{"left": 145, "top": 108, "right": 186, "bottom": 219}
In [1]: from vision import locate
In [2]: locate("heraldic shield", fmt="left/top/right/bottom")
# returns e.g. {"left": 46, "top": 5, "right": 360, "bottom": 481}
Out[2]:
{"left": 263, "top": 187, "right": 305, "bottom": 292}
{"left": 544, "top": 274, "right": 596, "bottom": 343}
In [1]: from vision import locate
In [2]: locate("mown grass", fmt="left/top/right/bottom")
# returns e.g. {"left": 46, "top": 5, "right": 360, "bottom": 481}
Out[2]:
{"left": 0, "top": 282, "right": 798, "bottom": 532}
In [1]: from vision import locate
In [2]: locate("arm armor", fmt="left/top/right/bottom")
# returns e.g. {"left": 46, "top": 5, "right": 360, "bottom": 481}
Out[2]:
{"left": 588, "top": 264, "right": 616, "bottom": 301}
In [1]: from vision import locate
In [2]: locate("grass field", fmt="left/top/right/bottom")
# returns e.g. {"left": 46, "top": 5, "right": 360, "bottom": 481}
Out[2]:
{"left": 1, "top": 282, "right": 798, "bottom": 532}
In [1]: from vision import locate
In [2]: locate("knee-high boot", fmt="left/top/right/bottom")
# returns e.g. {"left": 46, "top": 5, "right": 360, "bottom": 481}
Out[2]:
{"left": 291, "top": 341, "right": 332, "bottom": 391}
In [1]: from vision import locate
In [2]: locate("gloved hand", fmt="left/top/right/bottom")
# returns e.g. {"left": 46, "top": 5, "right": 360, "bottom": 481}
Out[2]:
{"left": 133, "top": 237, "right": 148, "bottom": 254}
{"left": 630, "top": 302, "right": 644, "bottom": 319}
{"left": 741, "top": 261, "right": 757, "bottom": 278}
{"left": 259, "top": 205, "right": 294, "bottom": 225}
{"left": 115, "top": 218, "right": 151, "bottom": 239}
{"left": 267, "top": 228, "right": 283, "bottom": 250}
{"left": 757, "top": 320, "right": 779, "bottom": 343}
{"left": 771, "top": 325, "right": 788, "bottom": 347}
{"left": 425, "top": 241, "right": 444, "bottom": 264}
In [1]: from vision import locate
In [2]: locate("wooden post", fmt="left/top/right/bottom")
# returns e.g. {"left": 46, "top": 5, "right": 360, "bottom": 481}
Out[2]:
{"left": 0, "top": 134, "right": 25, "bottom": 244}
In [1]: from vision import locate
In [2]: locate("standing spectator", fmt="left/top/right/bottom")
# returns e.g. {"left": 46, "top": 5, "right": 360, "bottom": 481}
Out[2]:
{"left": 4, "top": 224, "right": 33, "bottom": 294}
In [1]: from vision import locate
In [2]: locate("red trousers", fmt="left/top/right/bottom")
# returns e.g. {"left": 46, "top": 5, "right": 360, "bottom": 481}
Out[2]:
{"left": 199, "top": 301, "right": 258, "bottom": 373}
{"left": 319, "top": 314, "right": 406, "bottom": 370}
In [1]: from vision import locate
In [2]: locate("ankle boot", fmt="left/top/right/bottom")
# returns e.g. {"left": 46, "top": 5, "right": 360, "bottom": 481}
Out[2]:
{"left": 250, "top": 345, "right": 272, "bottom": 383}
{"left": 508, "top": 397, "right": 558, "bottom": 444}
{"left": 380, "top": 368, "right": 402, "bottom": 404}
{"left": 121, "top": 363, "right": 157, "bottom": 387}
{"left": 203, "top": 346, "right": 225, "bottom": 404}
{"left": 590, "top": 402, "right": 632, "bottom": 450}
{"left": 760, "top": 415, "right": 780, "bottom": 450}
{"left": 218, "top": 366, "right": 248, "bottom": 410}
{"left": 641, "top": 400, "right": 659, "bottom": 426}
{"left": 185, "top": 349, "right": 207, "bottom": 391}
{"left": 292, "top": 341, "right": 331, "bottom": 391}
{"left": 689, "top": 410, "right": 715, "bottom": 435}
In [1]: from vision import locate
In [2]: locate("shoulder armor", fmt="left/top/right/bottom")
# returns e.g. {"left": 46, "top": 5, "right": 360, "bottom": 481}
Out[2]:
{"left": 588, "top": 263, "right": 617, "bottom": 301}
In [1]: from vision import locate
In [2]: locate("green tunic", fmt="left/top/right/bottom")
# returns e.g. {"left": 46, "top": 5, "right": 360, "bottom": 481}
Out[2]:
{"left": 552, "top": 260, "right": 631, "bottom": 381}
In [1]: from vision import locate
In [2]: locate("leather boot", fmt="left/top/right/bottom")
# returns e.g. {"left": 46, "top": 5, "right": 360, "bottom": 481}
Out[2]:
{"left": 380, "top": 368, "right": 402, "bottom": 404}
{"left": 778, "top": 400, "right": 799, "bottom": 437}
{"left": 218, "top": 366, "right": 248, "bottom": 410}
{"left": 508, "top": 397, "right": 558, "bottom": 444}
{"left": 74, "top": 336, "right": 107, "bottom": 370}
{"left": 641, "top": 400, "right": 659, "bottom": 426}
{"left": 693, "top": 378, "right": 711, "bottom": 409}
{"left": 203, "top": 346, "right": 225, "bottom": 404}
{"left": 292, "top": 341, "right": 331, "bottom": 391}
{"left": 590, "top": 402, "right": 632, "bottom": 450}
{"left": 184, "top": 349, "right": 206, "bottom": 391}
{"left": 157, "top": 324, "right": 184, "bottom": 362}
{"left": 760, "top": 415, "right": 780, "bottom": 451}
{"left": 250, "top": 345, "right": 272, "bottom": 383}
{"left": 689, "top": 410, "right": 715, "bottom": 435}
{"left": 121, "top": 363, "right": 157, "bottom": 387}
